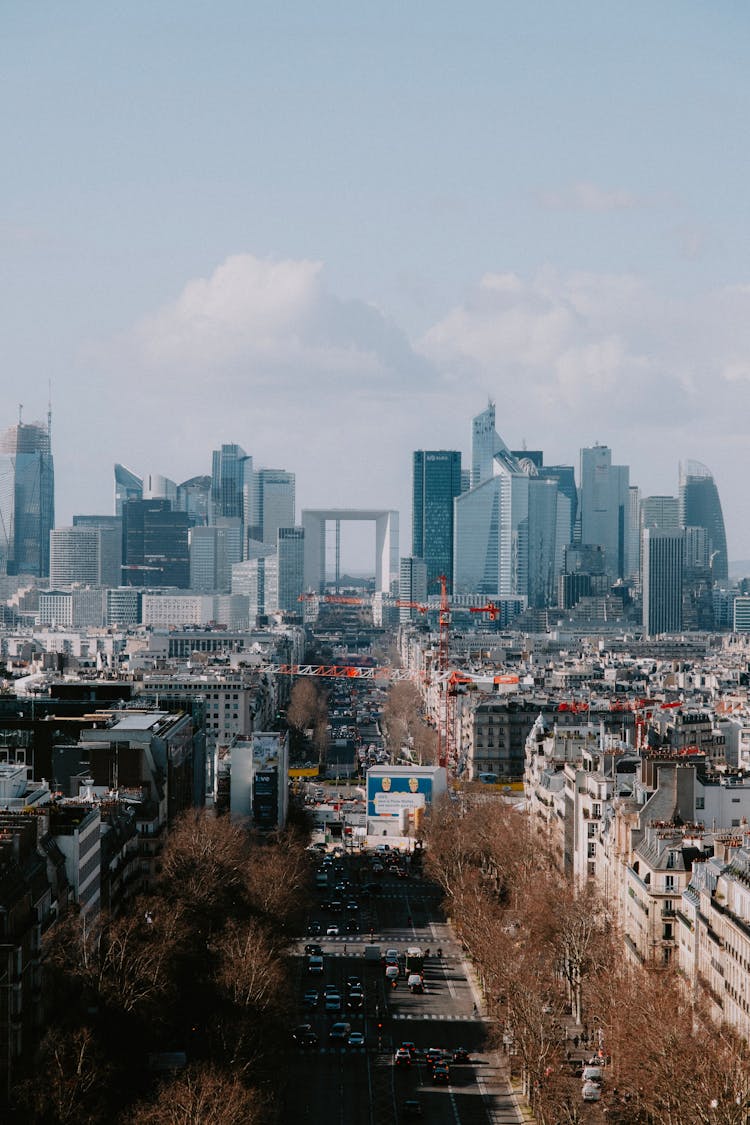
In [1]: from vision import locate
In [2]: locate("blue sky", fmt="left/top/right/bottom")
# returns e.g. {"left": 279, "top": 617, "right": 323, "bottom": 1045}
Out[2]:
{"left": 4, "top": 2, "right": 750, "bottom": 565}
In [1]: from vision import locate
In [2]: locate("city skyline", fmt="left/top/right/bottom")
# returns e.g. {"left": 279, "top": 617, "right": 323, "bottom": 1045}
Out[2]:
{"left": 6, "top": 4, "right": 750, "bottom": 566}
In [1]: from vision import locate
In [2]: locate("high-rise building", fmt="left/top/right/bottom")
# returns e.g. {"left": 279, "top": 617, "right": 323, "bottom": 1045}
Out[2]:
{"left": 471, "top": 402, "right": 504, "bottom": 488}
{"left": 641, "top": 495, "right": 680, "bottom": 531}
{"left": 211, "top": 444, "right": 251, "bottom": 524}
{"left": 114, "top": 464, "right": 143, "bottom": 516}
{"left": 121, "top": 499, "right": 190, "bottom": 587}
{"left": 679, "top": 460, "right": 728, "bottom": 584}
{"left": 143, "top": 473, "right": 177, "bottom": 506}
{"left": 0, "top": 419, "right": 55, "bottom": 577}
{"left": 454, "top": 453, "right": 529, "bottom": 599}
{"left": 538, "top": 465, "right": 577, "bottom": 541}
{"left": 399, "top": 556, "right": 428, "bottom": 622}
{"left": 50, "top": 526, "right": 121, "bottom": 588}
{"left": 412, "top": 450, "right": 462, "bottom": 594}
{"left": 527, "top": 477, "right": 560, "bottom": 608}
{"left": 642, "top": 529, "right": 683, "bottom": 635}
{"left": 72, "top": 516, "right": 123, "bottom": 587}
{"left": 579, "top": 445, "right": 630, "bottom": 580}
{"left": 176, "top": 475, "right": 211, "bottom": 526}
{"left": 189, "top": 520, "right": 242, "bottom": 593}
{"left": 277, "top": 526, "right": 304, "bottom": 612}
{"left": 250, "top": 469, "right": 296, "bottom": 546}
{"left": 232, "top": 555, "right": 278, "bottom": 621}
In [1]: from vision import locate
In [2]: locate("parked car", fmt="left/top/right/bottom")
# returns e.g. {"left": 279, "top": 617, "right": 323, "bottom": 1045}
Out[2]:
{"left": 582, "top": 1081, "right": 601, "bottom": 1102}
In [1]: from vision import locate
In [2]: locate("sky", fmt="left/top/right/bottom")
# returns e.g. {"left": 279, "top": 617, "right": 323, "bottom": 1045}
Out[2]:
{"left": 4, "top": 2, "right": 750, "bottom": 569}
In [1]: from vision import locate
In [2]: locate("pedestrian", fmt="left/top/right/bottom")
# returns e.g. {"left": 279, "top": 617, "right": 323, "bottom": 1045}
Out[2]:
{"left": 573, "top": 1034, "right": 579, "bottom": 1049}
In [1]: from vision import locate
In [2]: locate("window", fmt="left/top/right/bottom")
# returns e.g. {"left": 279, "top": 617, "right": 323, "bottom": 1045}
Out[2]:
{"left": 665, "top": 876, "right": 675, "bottom": 892}
{"left": 695, "top": 797, "right": 705, "bottom": 810}
{"left": 587, "top": 842, "right": 596, "bottom": 858}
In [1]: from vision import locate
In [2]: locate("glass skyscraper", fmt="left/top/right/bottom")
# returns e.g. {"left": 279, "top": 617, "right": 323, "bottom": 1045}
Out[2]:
{"left": 211, "top": 444, "right": 251, "bottom": 523}
{"left": 114, "top": 463, "right": 143, "bottom": 516}
{"left": 579, "top": 444, "right": 630, "bottom": 580}
{"left": 412, "top": 450, "right": 462, "bottom": 593}
{"left": 0, "top": 420, "right": 54, "bottom": 577}
{"left": 679, "top": 460, "right": 728, "bottom": 584}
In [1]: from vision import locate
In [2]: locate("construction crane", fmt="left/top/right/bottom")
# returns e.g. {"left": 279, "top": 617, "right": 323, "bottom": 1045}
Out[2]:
{"left": 297, "top": 594, "right": 367, "bottom": 606}
{"left": 395, "top": 600, "right": 429, "bottom": 614}
{"left": 469, "top": 601, "right": 501, "bottom": 622}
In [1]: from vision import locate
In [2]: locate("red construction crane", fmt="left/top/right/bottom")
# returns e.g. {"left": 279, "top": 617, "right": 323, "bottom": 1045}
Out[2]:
{"left": 395, "top": 600, "right": 429, "bottom": 614}
{"left": 297, "top": 594, "right": 366, "bottom": 605}
{"left": 469, "top": 601, "right": 501, "bottom": 621}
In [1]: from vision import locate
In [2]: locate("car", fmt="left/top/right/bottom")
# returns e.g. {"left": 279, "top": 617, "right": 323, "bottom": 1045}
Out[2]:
{"left": 582, "top": 1065, "right": 603, "bottom": 1084}
{"left": 407, "top": 973, "right": 424, "bottom": 993}
{"left": 372, "top": 862, "right": 384, "bottom": 874}
{"left": 324, "top": 984, "right": 340, "bottom": 996}
{"left": 385, "top": 964, "right": 399, "bottom": 982}
{"left": 402, "top": 1100, "right": 423, "bottom": 1118}
{"left": 347, "top": 991, "right": 364, "bottom": 1010}
{"left": 400, "top": 1041, "right": 417, "bottom": 1057}
{"left": 325, "top": 995, "right": 342, "bottom": 1012}
{"left": 348, "top": 1031, "right": 365, "bottom": 1048}
{"left": 432, "top": 1063, "right": 450, "bottom": 1084}
{"left": 384, "top": 949, "right": 399, "bottom": 964}
{"left": 302, "top": 989, "right": 319, "bottom": 1009}
{"left": 307, "top": 920, "right": 322, "bottom": 935}
{"left": 329, "top": 1021, "right": 352, "bottom": 1042}
{"left": 345, "top": 918, "right": 359, "bottom": 933}
{"left": 299, "top": 1030, "right": 319, "bottom": 1049}
{"left": 582, "top": 1081, "right": 601, "bottom": 1102}
{"left": 394, "top": 1048, "right": 411, "bottom": 1067}
{"left": 452, "top": 1046, "right": 470, "bottom": 1063}
{"left": 346, "top": 900, "right": 359, "bottom": 912}
{"left": 305, "top": 943, "right": 323, "bottom": 956}
{"left": 329, "top": 901, "right": 343, "bottom": 914}
{"left": 425, "top": 1047, "right": 444, "bottom": 1065}
{"left": 346, "top": 976, "right": 363, "bottom": 991}
{"left": 292, "top": 1023, "right": 314, "bottom": 1045}
{"left": 326, "top": 923, "right": 340, "bottom": 936}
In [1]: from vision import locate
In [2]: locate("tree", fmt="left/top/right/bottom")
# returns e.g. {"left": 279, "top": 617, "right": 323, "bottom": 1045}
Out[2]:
{"left": 287, "top": 679, "right": 325, "bottom": 733}
{"left": 17, "top": 1027, "right": 112, "bottom": 1124}
{"left": 125, "top": 1066, "right": 270, "bottom": 1125}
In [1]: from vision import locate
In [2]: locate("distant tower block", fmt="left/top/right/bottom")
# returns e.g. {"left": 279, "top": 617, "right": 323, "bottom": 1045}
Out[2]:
{"left": 301, "top": 510, "right": 399, "bottom": 594}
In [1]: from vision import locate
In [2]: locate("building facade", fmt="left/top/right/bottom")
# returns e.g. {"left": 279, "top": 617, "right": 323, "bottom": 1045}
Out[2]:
{"left": 412, "top": 450, "right": 462, "bottom": 594}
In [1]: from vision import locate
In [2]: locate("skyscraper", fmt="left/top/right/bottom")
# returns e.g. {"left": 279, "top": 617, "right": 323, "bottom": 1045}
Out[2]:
{"left": 579, "top": 444, "right": 630, "bottom": 580}
{"left": 176, "top": 475, "right": 212, "bottom": 526}
{"left": 399, "top": 556, "right": 428, "bottom": 622}
{"left": 50, "top": 525, "right": 121, "bottom": 588}
{"left": 642, "top": 529, "right": 683, "bottom": 635}
{"left": 122, "top": 499, "right": 190, "bottom": 587}
{"left": 250, "top": 469, "right": 296, "bottom": 546}
{"left": 211, "top": 444, "right": 251, "bottom": 523}
{"left": 412, "top": 451, "right": 462, "bottom": 593}
{"left": 0, "top": 419, "right": 55, "bottom": 576}
{"left": 471, "top": 402, "right": 504, "bottom": 488}
{"left": 114, "top": 464, "right": 143, "bottom": 516}
{"left": 277, "top": 526, "right": 305, "bottom": 612}
{"left": 679, "top": 460, "right": 728, "bottom": 584}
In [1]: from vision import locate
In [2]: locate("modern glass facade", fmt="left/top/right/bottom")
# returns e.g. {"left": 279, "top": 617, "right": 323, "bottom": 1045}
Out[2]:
{"left": 122, "top": 499, "right": 190, "bottom": 587}
{"left": 679, "top": 460, "right": 728, "bottom": 584}
{"left": 251, "top": 469, "right": 296, "bottom": 545}
{"left": 579, "top": 445, "right": 630, "bottom": 580}
{"left": 211, "top": 444, "right": 250, "bottom": 523}
{"left": 412, "top": 450, "right": 462, "bottom": 593}
{"left": 642, "top": 529, "right": 683, "bottom": 635}
{"left": 0, "top": 421, "right": 55, "bottom": 577}
{"left": 114, "top": 464, "right": 143, "bottom": 517}
{"left": 277, "top": 525, "right": 304, "bottom": 612}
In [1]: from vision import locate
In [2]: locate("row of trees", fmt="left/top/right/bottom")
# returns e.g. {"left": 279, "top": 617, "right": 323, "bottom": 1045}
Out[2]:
{"left": 423, "top": 794, "right": 750, "bottom": 1125}
{"left": 381, "top": 682, "right": 438, "bottom": 765}
{"left": 14, "top": 813, "right": 314, "bottom": 1124}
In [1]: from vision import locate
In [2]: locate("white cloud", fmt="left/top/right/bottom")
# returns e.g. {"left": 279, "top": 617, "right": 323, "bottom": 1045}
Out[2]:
{"left": 537, "top": 181, "right": 642, "bottom": 212}
{"left": 80, "top": 255, "right": 750, "bottom": 559}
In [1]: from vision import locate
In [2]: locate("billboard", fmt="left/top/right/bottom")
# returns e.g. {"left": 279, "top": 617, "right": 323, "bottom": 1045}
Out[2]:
{"left": 366, "top": 773, "right": 433, "bottom": 819}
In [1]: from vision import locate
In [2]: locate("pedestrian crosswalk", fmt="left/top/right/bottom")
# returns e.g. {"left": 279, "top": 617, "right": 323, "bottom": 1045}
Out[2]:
{"left": 391, "top": 1012, "right": 483, "bottom": 1022}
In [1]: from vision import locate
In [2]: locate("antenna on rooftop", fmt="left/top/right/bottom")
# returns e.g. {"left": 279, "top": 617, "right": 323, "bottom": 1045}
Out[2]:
{"left": 18, "top": 404, "right": 22, "bottom": 426}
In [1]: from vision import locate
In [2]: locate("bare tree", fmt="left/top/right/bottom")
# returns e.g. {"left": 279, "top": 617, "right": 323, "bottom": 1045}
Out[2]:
{"left": 124, "top": 1066, "right": 269, "bottom": 1125}
{"left": 17, "top": 1027, "right": 112, "bottom": 1124}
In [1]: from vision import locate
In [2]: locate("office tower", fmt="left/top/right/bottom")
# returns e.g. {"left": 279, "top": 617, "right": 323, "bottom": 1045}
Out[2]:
{"left": 460, "top": 469, "right": 471, "bottom": 494}
{"left": 642, "top": 529, "right": 683, "bottom": 635}
{"left": 106, "top": 587, "right": 142, "bottom": 626}
{"left": 176, "top": 475, "right": 211, "bottom": 525}
{"left": 250, "top": 469, "right": 296, "bottom": 546}
{"left": 114, "top": 464, "right": 143, "bottom": 516}
{"left": 143, "top": 473, "right": 177, "bottom": 506}
{"left": 512, "top": 450, "right": 544, "bottom": 470}
{"left": 454, "top": 449, "right": 528, "bottom": 598}
{"left": 558, "top": 543, "right": 607, "bottom": 610}
{"left": 626, "top": 486, "right": 641, "bottom": 583}
{"left": 232, "top": 555, "right": 278, "bottom": 620}
{"left": 211, "top": 444, "right": 251, "bottom": 523}
{"left": 641, "top": 495, "right": 679, "bottom": 531}
{"left": 399, "top": 556, "right": 428, "bottom": 622}
{"left": 412, "top": 451, "right": 462, "bottom": 594}
{"left": 579, "top": 445, "right": 630, "bottom": 580}
{"left": 0, "top": 419, "right": 55, "bottom": 577}
{"left": 277, "top": 526, "right": 305, "bottom": 612}
{"left": 538, "top": 465, "right": 577, "bottom": 541}
{"left": 527, "top": 477, "right": 559, "bottom": 608}
{"left": 121, "top": 499, "right": 190, "bottom": 587}
{"left": 72, "top": 516, "right": 123, "bottom": 586}
{"left": 472, "top": 401, "right": 509, "bottom": 488}
{"left": 682, "top": 525, "right": 714, "bottom": 630}
{"left": 679, "top": 460, "right": 728, "bottom": 583}
{"left": 189, "top": 521, "right": 242, "bottom": 593}
{"left": 50, "top": 526, "right": 121, "bottom": 588}
{"left": 733, "top": 597, "right": 750, "bottom": 633}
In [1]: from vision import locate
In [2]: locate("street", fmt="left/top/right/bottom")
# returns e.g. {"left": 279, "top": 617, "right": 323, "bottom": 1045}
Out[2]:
{"left": 284, "top": 852, "right": 525, "bottom": 1124}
